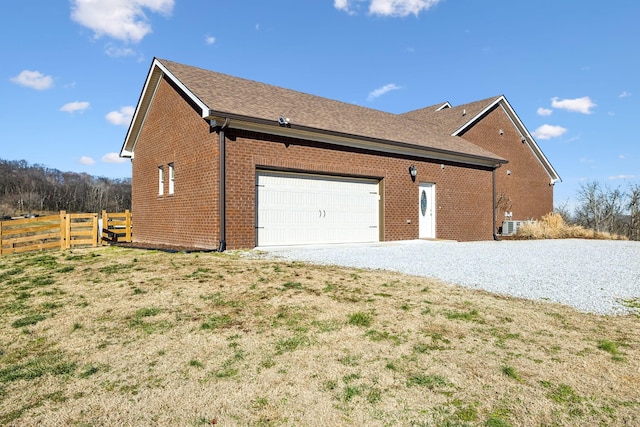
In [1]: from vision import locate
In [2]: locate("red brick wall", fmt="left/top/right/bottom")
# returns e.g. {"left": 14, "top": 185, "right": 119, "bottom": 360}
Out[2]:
{"left": 459, "top": 106, "right": 554, "bottom": 223}
{"left": 131, "top": 78, "right": 496, "bottom": 249}
{"left": 223, "top": 130, "right": 494, "bottom": 248}
{"left": 131, "top": 77, "right": 220, "bottom": 249}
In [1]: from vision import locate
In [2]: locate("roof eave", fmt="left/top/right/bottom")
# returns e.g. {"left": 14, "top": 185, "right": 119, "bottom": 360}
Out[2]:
{"left": 206, "top": 111, "right": 506, "bottom": 168}
{"left": 451, "top": 96, "right": 561, "bottom": 183}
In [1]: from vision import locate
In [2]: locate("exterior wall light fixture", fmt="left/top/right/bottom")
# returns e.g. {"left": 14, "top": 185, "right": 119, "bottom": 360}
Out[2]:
{"left": 278, "top": 116, "right": 290, "bottom": 127}
{"left": 409, "top": 165, "right": 417, "bottom": 181}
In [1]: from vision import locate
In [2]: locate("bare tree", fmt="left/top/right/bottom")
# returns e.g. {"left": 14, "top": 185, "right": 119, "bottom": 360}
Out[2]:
{"left": 628, "top": 183, "right": 640, "bottom": 241}
{"left": 554, "top": 199, "right": 574, "bottom": 224}
{"left": 574, "top": 180, "right": 636, "bottom": 238}
{"left": 602, "top": 187, "right": 624, "bottom": 235}
{"left": 575, "top": 181, "right": 623, "bottom": 234}
{"left": 575, "top": 181, "right": 604, "bottom": 233}
{"left": 0, "top": 158, "right": 131, "bottom": 215}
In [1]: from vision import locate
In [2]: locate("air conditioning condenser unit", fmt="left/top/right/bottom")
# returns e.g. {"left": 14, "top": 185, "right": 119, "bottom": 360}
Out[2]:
{"left": 501, "top": 220, "right": 536, "bottom": 236}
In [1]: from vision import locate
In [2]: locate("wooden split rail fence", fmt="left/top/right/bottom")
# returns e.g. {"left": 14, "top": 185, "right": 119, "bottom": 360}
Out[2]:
{"left": 0, "top": 210, "right": 132, "bottom": 256}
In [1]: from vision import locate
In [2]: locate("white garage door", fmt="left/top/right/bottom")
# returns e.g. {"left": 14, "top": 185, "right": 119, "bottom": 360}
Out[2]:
{"left": 256, "top": 171, "right": 380, "bottom": 246}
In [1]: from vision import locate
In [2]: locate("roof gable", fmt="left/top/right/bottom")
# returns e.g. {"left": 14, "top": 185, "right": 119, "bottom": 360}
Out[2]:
{"left": 401, "top": 96, "right": 501, "bottom": 134}
{"left": 121, "top": 58, "right": 505, "bottom": 167}
{"left": 454, "top": 97, "right": 561, "bottom": 183}
{"left": 401, "top": 96, "right": 561, "bottom": 183}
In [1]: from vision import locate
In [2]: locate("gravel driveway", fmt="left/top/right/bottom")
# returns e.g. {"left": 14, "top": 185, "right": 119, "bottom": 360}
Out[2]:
{"left": 260, "top": 239, "right": 640, "bottom": 315}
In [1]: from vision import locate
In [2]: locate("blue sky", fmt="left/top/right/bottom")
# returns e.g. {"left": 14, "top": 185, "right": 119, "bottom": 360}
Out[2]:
{"left": 1, "top": 0, "right": 638, "bottom": 210}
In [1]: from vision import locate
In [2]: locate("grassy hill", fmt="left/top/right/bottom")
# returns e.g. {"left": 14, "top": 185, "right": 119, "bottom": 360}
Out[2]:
{"left": 1, "top": 246, "right": 638, "bottom": 426}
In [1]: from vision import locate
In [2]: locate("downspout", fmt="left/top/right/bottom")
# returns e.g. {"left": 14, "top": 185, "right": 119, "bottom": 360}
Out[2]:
{"left": 492, "top": 165, "right": 500, "bottom": 241}
{"left": 218, "top": 118, "right": 230, "bottom": 252}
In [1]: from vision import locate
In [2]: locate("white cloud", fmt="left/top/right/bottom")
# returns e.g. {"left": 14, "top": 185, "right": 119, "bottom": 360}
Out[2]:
{"left": 551, "top": 96, "right": 596, "bottom": 114}
{"left": 70, "top": 0, "right": 174, "bottom": 43}
{"left": 106, "top": 106, "right": 135, "bottom": 126}
{"left": 334, "top": 0, "right": 356, "bottom": 15}
{"left": 205, "top": 35, "right": 216, "bottom": 45}
{"left": 10, "top": 70, "right": 54, "bottom": 90}
{"left": 619, "top": 155, "right": 625, "bottom": 159}
{"left": 619, "top": 91, "right": 631, "bottom": 98}
{"left": 609, "top": 174, "right": 636, "bottom": 180}
{"left": 60, "top": 101, "right": 90, "bottom": 113}
{"left": 369, "top": 0, "right": 441, "bottom": 17}
{"left": 79, "top": 156, "right": 95, "bottom": 165}
{"left": 102, "top": 152, "right": 128, "bottom": 163}
{"left": 105, "top": 44, "right": 136, "bottom": 57}
{"left": 537, "top": 107, "right": 553, "bottom": 116}
{"left": 367, "top": 83, "right": 402, "bottom": 101}
{"left": 565, "top": 134, "right": 581, "bottom": 143}
{"left": 335, "top": 0, "right": 440, "bottom": 16}
{"left": 532, "top": 124, "right": 568, "bottom": 140}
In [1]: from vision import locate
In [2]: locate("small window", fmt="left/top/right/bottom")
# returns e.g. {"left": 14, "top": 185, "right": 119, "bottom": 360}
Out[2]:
{"left": 158, "top": 166, "right": 164, "bottom": 196}
{"left": 168, "top": 163, "right": 175, "bottom": 194}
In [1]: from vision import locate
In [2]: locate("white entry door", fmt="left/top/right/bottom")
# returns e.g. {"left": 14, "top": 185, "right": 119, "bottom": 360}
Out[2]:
{"left": 256, "top": 171, "right": 380, "bottom": 246}
{"left": 418, "top": 183, "right": 435, "bottom": 239}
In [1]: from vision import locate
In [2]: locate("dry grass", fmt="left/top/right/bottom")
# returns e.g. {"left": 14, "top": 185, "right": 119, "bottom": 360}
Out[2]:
{"left": 0, "top": 246, "right": 638, "bottom": 426}
{"left": 515, "top": 212, "right": 628, "bottom": 240}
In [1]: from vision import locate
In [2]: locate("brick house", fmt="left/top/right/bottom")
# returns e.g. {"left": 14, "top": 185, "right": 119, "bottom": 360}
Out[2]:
{"left": 120, "top": 58, "right": 560, "bottom": 250}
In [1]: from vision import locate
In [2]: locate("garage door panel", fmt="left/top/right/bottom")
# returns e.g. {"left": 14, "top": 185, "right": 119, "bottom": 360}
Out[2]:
{"left": 257, "top": 171, "right": 379, "bottom": 246}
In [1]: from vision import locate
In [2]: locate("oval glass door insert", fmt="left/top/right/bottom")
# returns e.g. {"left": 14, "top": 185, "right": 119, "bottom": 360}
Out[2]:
{"left": 420, "top": 189, "right": 427, "bottom": 216}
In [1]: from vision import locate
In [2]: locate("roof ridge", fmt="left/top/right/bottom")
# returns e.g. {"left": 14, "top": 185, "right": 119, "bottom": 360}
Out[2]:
{"left": 157, "top": 58, "right": 398, "bottom": 118}
{"left": 124, "top": 58, "right": 507, "bottom": 165}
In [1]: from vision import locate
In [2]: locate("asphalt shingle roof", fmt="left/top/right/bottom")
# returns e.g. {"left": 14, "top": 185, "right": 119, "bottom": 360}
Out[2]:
{"left": 157, "top": 59, "right": 505, "bottom": 164}
{"left": 401, "top": 96, "right": 502, "bottom": 135}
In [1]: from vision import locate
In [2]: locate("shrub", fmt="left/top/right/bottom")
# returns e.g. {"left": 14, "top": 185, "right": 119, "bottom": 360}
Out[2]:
{"left": 515, "top": 213, "right": 627, "bottom": 240}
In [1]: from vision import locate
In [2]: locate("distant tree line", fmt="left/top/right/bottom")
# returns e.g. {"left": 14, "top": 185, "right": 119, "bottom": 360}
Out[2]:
{"left": 0, "top": 159, "right": 131, "bottom": 217}
{"left": 556, "top": 180, "right": 640, "bottom": 241}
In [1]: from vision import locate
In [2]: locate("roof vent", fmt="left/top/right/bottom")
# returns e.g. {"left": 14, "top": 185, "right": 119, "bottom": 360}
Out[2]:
{"left": 462, "top": 109, "right": 466, "bottom": 116}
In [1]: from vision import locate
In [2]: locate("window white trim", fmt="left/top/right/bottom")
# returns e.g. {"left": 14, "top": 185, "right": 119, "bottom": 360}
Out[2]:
{"left": 158, "top": 166, "right": 164, "bottom": 195}
{"left": 168, "top": 163, "right": 175, "bottom": 194}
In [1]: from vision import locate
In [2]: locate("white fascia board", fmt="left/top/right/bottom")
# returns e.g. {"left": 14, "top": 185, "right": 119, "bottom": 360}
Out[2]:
{"left": 119, "top": 59, "right": 211, "bottom": 158}
{"left": 450, "top": 96, "right": 504, "bottom": 137}
{"left": 435, "top": 102, "right": 452, "bottom": 111}
{"left": 119, "top": 78, "right": 159, "bottom": 158}
{"left": 497, "top": 100, "right": 562, "bottom": 183}
{"left": 452, "top": 96, "right": 561, "bottom": 183}
{"left": 153, "top": 60, "right": 210, "bottom": 117}
{"left": 120, "top": 59, "right": 162, "bottom": 157}
{"left": 207, "top": 115, "right": 503, "bottom": 168}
